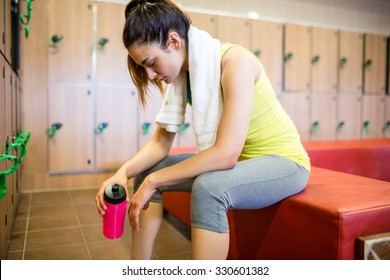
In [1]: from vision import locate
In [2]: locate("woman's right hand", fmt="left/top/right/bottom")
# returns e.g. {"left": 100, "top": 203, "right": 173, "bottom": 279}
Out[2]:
{"left": 95, "top": 168, "right": 129, "bottom": 217}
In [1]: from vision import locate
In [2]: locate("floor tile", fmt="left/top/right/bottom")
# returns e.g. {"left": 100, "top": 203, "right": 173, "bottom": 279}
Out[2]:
{"left": 69, "top": 189, "right": 97, "bottom": 205}
{"left": 25, "top": 228, "right": 85, "bottom": 250}
{"left": 28, "top": 214, "right": 79, "bottom": 231}
{"left": 23, "top": 244, "right": 90, "bottom": 260}
{"left": 73, "top": 203, "right": 102, "bottom": 226}
{"left": 30, "top": 191, "right": 71, "bottom": 207}
{"left": 29, "top": 204, "right": 75, "bottom": 218}
{"left": 87, "top": 240, "right": 132, "bottom": 260}
{"left": 6, "top": 188, "right": 192, "bottom": 260}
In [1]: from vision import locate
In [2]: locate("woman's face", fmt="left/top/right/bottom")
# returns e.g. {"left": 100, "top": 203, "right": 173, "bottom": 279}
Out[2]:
{"left": 128, "top": 41, "right": 184, "bottom": 84}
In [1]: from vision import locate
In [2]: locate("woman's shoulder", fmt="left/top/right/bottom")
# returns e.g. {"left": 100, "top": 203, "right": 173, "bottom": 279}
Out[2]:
{"left": 221, "top": 44, "right": 260, "bottom": 81}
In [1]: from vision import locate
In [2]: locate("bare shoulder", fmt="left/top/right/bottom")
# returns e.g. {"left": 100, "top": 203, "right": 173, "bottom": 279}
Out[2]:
{"left": 221, "top": 46, "right": 260, "bottom": 83}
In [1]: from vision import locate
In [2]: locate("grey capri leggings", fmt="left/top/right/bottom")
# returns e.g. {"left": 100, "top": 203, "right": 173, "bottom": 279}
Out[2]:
{"left": 133, "top": 154, "right": 310, "bottom": 233}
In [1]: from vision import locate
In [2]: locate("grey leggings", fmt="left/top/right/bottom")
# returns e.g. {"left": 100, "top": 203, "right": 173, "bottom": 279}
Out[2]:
{"left": 134, "top": 154, "right": 310, "bottom": 233}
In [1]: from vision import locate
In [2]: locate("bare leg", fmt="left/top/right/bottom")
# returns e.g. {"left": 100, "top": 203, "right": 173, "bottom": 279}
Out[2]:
{"left": 131, "top": 202, "right": 163, "bottom": 260}
{"left": 191, "top": 227, "right": 229, "bottom": 260}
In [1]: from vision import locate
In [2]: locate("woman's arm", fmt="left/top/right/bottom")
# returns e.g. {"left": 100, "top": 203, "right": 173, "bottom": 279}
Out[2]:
{"left": 122, "top": 126, "right": 176, "bottom": 179}
{"left": 96, "top": 126, "right": 175, "bottom": 215}
{"left": 147, "top": 46, "right": 259, "bottom": 186}
{"left": 129, "top": 47, "right": 260, "bottom": 229}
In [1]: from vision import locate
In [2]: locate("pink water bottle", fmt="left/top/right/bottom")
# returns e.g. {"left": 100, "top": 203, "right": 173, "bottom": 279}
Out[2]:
{"left": 103, "top": 183, "right": 127, "bottom": 239}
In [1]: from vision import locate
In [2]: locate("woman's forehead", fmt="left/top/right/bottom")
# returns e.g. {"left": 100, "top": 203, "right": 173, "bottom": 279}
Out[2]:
{"left": 128, "top": 44, "right": 161, "bottom": 63}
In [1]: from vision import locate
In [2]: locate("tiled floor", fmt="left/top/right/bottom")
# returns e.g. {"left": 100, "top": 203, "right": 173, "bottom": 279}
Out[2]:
{"left": 6, "top": 187, "right": 192, "bottom": 260}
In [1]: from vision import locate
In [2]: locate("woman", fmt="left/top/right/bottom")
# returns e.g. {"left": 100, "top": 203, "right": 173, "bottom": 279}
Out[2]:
{"left": 96, "top": 0, "right": 310, "bottom": 260}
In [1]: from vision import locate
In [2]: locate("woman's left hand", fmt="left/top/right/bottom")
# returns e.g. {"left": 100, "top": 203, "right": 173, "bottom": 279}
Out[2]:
{"left": 128, "top": 176, "right": 157, "bottom": 231}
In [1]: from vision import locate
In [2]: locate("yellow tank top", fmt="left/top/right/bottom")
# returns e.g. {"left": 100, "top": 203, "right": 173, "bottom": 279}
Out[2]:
{"left": 221, "top": 43, "right": 311, "bottom": 172}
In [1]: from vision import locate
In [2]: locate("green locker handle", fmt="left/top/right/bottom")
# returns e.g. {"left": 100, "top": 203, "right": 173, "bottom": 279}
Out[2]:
{"left": 337, "top": 121, "right": 345, "bottom": 129}
{"left": 382, "top": 121, "right": 390, "bottom": 133}
{"left": 0, "top": 130, "right": 31, "bottom": 201}
{"left": 311, "top": 55, "right": 320, "bottom": 64}
{"left": 253, "top": 50, "right": 261, "bottom": 58}
{"left": 179, "top": 123, "right": 190, "bottom": 135}
{"left": 284, "top": 52, "right": 293, "bottom": 62}
{"left": 98, "top": 38, "right": 109, "bottom": 48}
{"left": 363, "top": 121, "right": 370, "bottom": 135}
{"left": 95, "top": 122, "right": 109, "bottom": 135}
{"left": 364, "top": 59, "right": 372, "bottom": 68}
{"left": 20, "top": 0, "right": 32, "bottom": 38}
{"left": 47, "top": 123, "right": 63, "bottom": 138}
{"left": 0, "top": 154, "right": 18, "bottom": 201}
{"left": 310, "top": 121, "right": 319, "bottom": 134}
{"left": 142, "top": 122, "right": 151, "bottom": 135}
{"left": 50, "top": 34, "right": 64, "bottom": 48}
{"left": 339, "top": 57, "right": 348, "bottom": 67}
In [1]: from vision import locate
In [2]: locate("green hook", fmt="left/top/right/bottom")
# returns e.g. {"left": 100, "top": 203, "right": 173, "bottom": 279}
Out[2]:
{"left": 339, "top": 57, "right": 348, "bottom": 68}
{"left": 98, "top": 38, "right": 109, "bottom": 48}
{"left": 94, "top": 123, "right": 109, "bottom": 135}
{"left": 0, "top": 130, "right": 31, "bottom": 201}
{"left": 382, "top": 121, "right": 390, "bottom": 133}
{"left": 337, "top": 121, "right": 345, "bottom": 130}
{"left": 310, "top": 121, "right": 319, "bottom": 134}
{"left": 312, "top": 55, "right": 320, "bottom": 64}
{"left": 364, "top": 59, "right": 372, "bottom": 68}
{"left": 50, "top": 34, "right": 63, "bottom": 48}
{"left": 363, "top": 121, "right": 370, "bottom": 135}
{"left": 19, "top": 0, "right": 32, "bottom": 39}
{"left": 179, "top": 123, "right": 190, "bottom": 135}
{"left": 253, "top": 50, "right": 261, "bottom": 58}
{"left": 142, "top": 123, "right": 151, "bottom": 135}
{"left": 47, "top": 123, "right": 63, "bottom": 138}
{"left": 284, "top": 52, "right": 293, "bottom": 62}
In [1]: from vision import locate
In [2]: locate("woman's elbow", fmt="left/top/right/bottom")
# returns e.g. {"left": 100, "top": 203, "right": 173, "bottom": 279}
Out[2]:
{"left": 219, "top": 152, "right": 240, "bottom": 169}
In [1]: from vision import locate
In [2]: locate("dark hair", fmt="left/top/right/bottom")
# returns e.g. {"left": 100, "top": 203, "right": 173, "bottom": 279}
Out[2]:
{"left": 123, "top": 0, "right": 191, "bottom": 107}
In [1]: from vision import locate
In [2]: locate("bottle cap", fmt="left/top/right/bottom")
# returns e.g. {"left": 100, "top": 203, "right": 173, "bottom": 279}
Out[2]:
{"left": 103, "top": 183, "right": 126, "bottom": 204}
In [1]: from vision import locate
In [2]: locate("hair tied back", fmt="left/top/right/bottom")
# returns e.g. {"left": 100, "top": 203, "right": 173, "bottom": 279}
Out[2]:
{"left": 125, "top": 0, "right": 149, "bottom": 19}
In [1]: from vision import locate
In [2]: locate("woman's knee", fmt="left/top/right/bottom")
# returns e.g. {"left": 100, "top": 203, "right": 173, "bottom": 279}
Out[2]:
{"left": 191, "top": 175, "right": 230, "bottom": 233}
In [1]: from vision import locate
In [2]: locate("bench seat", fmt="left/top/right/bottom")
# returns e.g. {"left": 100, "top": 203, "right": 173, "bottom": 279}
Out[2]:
{"left": 163, "top": 141, "right": 390, "bottom": 259}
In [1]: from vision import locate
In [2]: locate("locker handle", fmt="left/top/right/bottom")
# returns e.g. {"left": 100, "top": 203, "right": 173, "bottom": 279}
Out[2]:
{"left": 0, "top": 131, "right": 31, "bottom": 201}
{"left": 98, "top": 38, "right": 109, "bottom": 48}
{"left": 142, "top": 122, "right": 151, "bottom": 135}
{"left": 95, "top": 122, "right": 109, "bottom": 135}
{"left": 253, "top": 50, "right": 261, "bottom": 58}
{"left": 179, "top": 123, "right": 190, "bottom": 135}
{"left": 284, "top": 52, "right": 293, "bottom": 62}
{"left": 337, "top": 121, "right": 345, "bottom": 129}
{"left": 364, "top": 59, "right": 372, "bottom": 68}
{"left": 383, "top": 121, "right": 390, "bottom": 132}
{"left": 310, "top": 121, "right": 319, "bottom": 134}
{"left": 311, "top": 55, "right": 320, "bottom": 64}
{"left": 47, "top": 123, "right": 63, "bottom": 138}
{"left": 363, "top": 121, "right": 370, "bottom": 135}
{"left": 19, "top": 0, "right": 32, "bottom": 38}
{"left": 49, "top": 34, "right": 64, "bottom": 48}
{"left": 339, "top": 57, "right": 348, "bottom": 67}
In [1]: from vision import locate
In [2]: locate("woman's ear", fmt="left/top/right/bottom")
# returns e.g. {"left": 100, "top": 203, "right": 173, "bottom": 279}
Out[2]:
{"left": 167, "top": 31, "right": 182, "bottom": 50}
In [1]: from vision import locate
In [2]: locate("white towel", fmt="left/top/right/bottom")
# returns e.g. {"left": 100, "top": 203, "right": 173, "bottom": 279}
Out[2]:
{"left": 155, "top": 26, "right": 222, "bottom": 152}
{"left": 155, "top": 72, "right": 187, "bottom": 133}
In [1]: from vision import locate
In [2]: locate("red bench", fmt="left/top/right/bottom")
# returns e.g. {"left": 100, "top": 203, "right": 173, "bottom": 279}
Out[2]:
{"left": 163, "top": 141, "right": 390, "bottom": 259}
{"left": 303, "top": 140, "right": 390, "bottom": 182}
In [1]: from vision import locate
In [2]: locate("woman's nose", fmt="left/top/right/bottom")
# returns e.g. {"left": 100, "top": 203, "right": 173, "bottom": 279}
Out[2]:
{"left": 145, "top": 67, "right": 157, "bottom": 80}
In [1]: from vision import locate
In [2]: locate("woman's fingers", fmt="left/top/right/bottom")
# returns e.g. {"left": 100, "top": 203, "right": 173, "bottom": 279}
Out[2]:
{"left": 95, "top": 191, "right": 107, "bottom": 216}
{"left": 129, "top": 200, "right": 141, "bottom": 231}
